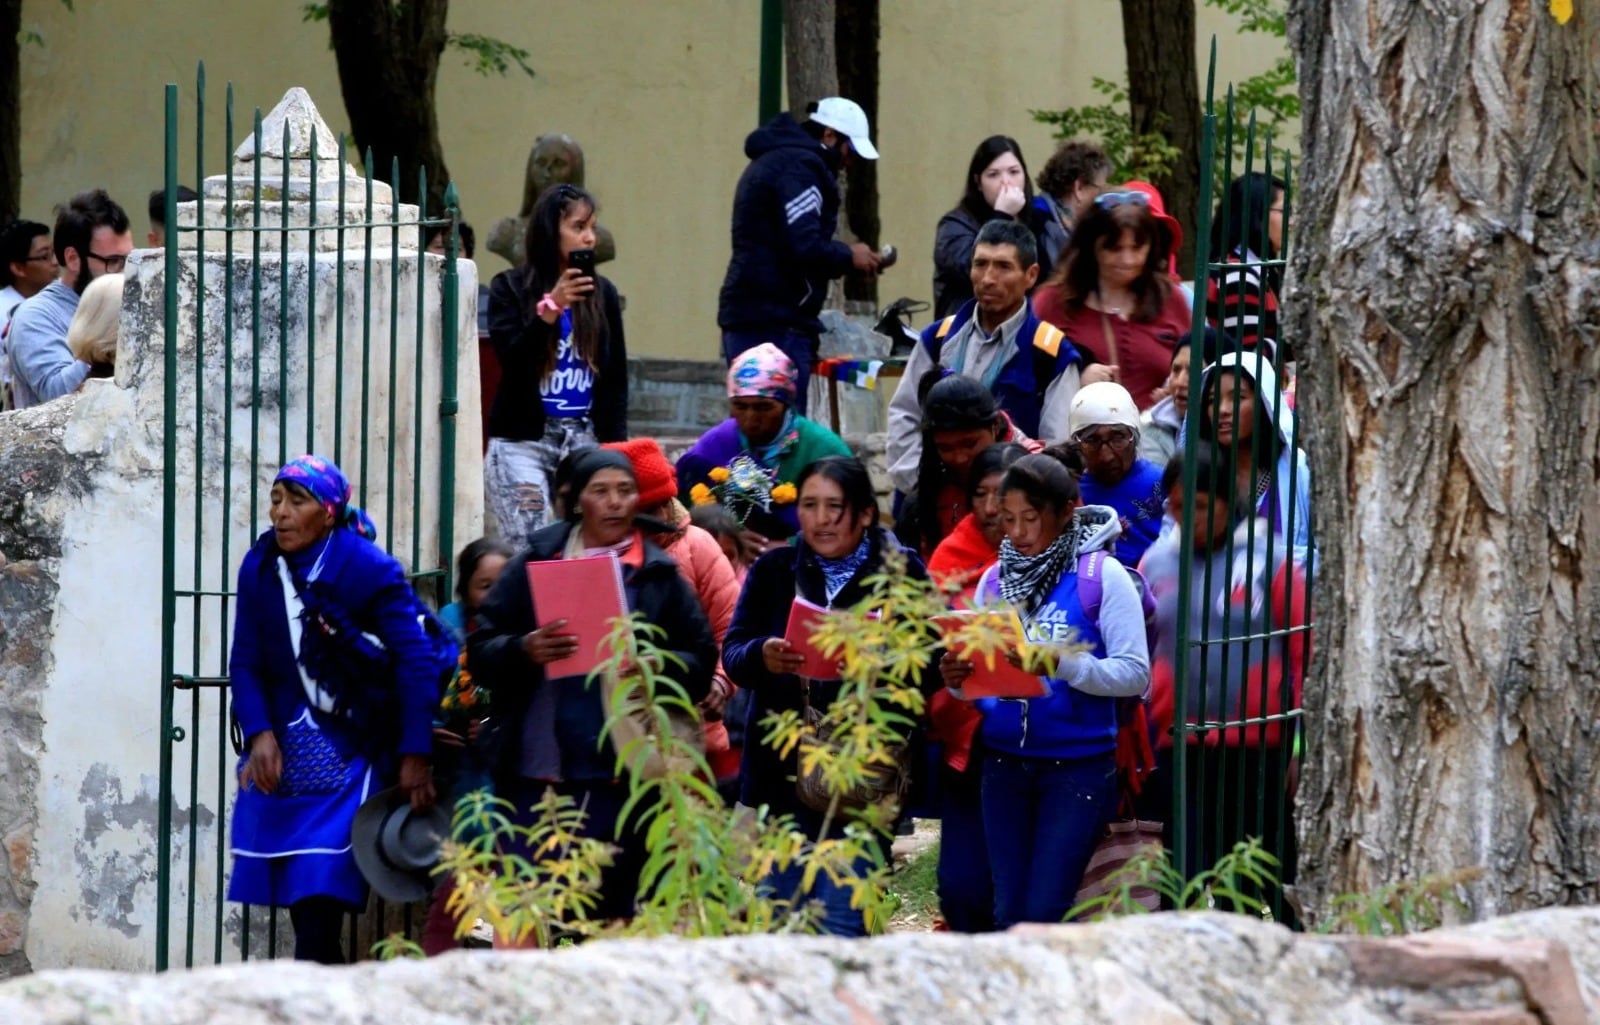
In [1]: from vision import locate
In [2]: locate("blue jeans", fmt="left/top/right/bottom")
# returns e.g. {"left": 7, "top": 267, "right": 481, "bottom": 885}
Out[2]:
{"left": 721, "top": 328, "right": 818, "bottom": 415}
{"left": 981, "top": 751, "right": 1117, "bottom": 928}
{"left": 759, "top": 847, "right": 877, "bottom": 937}
{"left": 936, "top": 763, "right": 994, "bottom": 933}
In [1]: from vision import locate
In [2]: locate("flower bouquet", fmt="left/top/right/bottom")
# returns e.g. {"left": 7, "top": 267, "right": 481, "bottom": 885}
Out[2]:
{"left": 439, "top": 648, "right": 488, "bottom": 719}
{"left": 689, "top": 454, "right": 797, "bottom": 524}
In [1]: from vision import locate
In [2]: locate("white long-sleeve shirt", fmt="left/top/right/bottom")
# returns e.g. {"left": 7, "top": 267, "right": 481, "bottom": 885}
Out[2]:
{"left": 887, "top": 302, "right": 1079, "bottom": 493}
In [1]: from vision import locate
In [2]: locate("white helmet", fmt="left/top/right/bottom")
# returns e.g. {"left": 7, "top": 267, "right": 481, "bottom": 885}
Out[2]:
{"left": 1068, "top": 381, "right": 1142, "bottom": 439}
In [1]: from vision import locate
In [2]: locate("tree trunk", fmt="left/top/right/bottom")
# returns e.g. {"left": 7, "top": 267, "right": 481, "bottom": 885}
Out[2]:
{"left": 325, "top": 0, "right": 452, "bottom": 215}
{"left": 783, "top": 0, "right": 838, "bottom": 116}
{"left": 0, "top": 0, "right": 22, "bottom": 225}
{"left": 1120, "top": 0, "right": 1201, "bottom": 276}
{"left": 836, "top": 0, "right": 878, "bottom": 305}
{"left": 1287, "top": 0, "right": 1600, "bottom": 921}
{"left": 784, "top": 0, "right": 850, "bottom": 314}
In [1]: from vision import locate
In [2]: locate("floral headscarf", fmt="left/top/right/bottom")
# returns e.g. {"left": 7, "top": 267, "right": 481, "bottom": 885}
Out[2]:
{"left": 727, "top": 343, "right": 798, "bottom": 405}
{"left": 274, "top": 454, "right": 377, "bottom": 542}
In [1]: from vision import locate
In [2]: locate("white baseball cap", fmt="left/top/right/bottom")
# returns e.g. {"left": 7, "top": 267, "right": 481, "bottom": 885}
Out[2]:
{"left": 1068, "top": 381, "right": 1142, "bottom": 438}
{"left": 809, "top": 97, "right": 878, "bottom": 160}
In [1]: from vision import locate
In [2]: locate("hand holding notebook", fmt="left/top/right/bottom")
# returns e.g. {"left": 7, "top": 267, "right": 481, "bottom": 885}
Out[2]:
{"left": 525, "top": 554, "right": 630, "bottom": 680}
{"left": 935, "top": 609, "right": 1048, "bottom": 699}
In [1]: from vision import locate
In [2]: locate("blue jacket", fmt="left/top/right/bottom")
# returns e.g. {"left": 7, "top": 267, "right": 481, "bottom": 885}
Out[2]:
{"left": 969, "top": 507, "right": 1150, "bottom": 759}
{"left": 718, "top": 114, "right": 853, "bottom": 336}
{"left": 1078, "top": 457, "right": 1167, "bottom": 568}
{"left": 229, "top": 528, "right": 439, "bottom": 762}
{"left": 722, "top": 527, "right": 936, "bottom": 828}
{"left": 917, "top": 298, "right": 1083, "bottom": 438}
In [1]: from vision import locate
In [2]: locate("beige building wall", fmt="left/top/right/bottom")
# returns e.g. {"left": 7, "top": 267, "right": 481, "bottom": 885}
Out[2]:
{"left": 18, "top": 0, "right": 1287, "bottom": 361}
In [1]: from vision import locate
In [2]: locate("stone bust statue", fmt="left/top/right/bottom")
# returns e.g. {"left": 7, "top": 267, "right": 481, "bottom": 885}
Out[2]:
{"left": 487, "top": 133, "right": 617, "bottom": 267}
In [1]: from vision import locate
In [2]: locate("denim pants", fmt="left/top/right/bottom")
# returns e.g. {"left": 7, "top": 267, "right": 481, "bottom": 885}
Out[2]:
{"left": 759, "top": 845, "right": 878, "bottom": 937}
{"left": 981, "top": 750, "right": 1118, "bottom": 928}
{"left": 721, "top": 328, "right": 818, "bottom": 416}
{"left": 936, "top": 763, "right": 994, "bottom": 933}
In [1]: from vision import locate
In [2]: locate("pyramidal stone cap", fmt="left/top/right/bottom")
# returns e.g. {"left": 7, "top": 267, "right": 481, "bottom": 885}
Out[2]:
{"left": 233, "top": 87, "right": 341, "bottom": 165}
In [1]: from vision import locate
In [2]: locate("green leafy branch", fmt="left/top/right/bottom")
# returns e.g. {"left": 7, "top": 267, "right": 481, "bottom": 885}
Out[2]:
{"left": 1066, "top": 838, "right": 1282, "bottom": 922}
{"left": 1317, "top": 868, "right": 1483, "bottom": 937}
{"left": 300, "top": 4, "right": 534, "bottom": 80}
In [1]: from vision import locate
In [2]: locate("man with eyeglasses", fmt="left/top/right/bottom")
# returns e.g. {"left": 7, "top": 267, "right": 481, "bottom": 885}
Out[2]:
{"left": 7, "top": 189, "right": 131, "bottom": 409}
{"left": 1067, "top": 381, "right": 1167, "bottom": 567}
{"left": 1, "top": 219, "right": 57, "bottom": 409}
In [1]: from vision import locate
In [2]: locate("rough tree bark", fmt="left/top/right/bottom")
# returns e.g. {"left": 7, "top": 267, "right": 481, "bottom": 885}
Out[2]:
{"left": 1121, "top": 0, "right": 1202, "bottom": 274}
{"left": 1287, "top": 0, "right": 1600, "bottom": 919}
{"left": 783, "top": 0, "right": 838, "bottom": 115}
{"left": 1, "top": 0, "right": 23, "bottom": 225}
{"left": 836, "top": 0, "right": 879, "bottom": 303}
{"left": 324, "top": 0, "right": 452, "bottom": 215}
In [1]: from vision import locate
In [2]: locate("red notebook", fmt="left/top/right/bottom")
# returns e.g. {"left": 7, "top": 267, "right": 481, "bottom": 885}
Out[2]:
{"left": 784, "top": 596, "right": 844, "bottom": 679}
{"left": 525, "top": 554, "right": 629, "bottom": 680}
{"left": 935, "top": 609, "right": 1049, "bottom": 700}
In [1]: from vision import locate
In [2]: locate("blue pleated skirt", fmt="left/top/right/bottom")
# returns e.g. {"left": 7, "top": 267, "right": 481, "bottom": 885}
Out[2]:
{"left": 228, "top": 707, "right": 372, "bottom": 908}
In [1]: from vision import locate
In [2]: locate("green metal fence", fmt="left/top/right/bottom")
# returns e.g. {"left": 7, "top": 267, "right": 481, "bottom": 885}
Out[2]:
{"left": 1172, "top": 46, "right": 1313, "bottom": 923}
{"left": 154, "top": 66, "right": 463, "bottom": 969}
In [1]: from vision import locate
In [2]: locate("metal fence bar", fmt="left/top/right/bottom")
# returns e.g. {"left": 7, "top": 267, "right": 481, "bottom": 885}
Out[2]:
{"left": 1173, "top": 40, "right": 1308, "bottom": 925}
{"left": 158, "top": 68, "right": 463, "bottom": 967}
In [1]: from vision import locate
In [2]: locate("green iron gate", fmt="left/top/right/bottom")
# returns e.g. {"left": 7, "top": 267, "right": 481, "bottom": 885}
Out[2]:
{"left": 154, "top": 67, "right": 464, "bottom": 969}
{"left": 1170, "top": 47, "right": 1313, "bottom": 923}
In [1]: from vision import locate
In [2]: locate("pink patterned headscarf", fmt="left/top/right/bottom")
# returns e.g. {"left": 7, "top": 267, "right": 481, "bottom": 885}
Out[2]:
{"left": 727, "top": 343, "right": 798, "bottom": 405}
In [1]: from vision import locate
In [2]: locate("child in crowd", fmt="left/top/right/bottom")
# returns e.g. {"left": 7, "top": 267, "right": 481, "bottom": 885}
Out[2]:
{"left": 422, "top": 537, "right": 512, "bottom": 956}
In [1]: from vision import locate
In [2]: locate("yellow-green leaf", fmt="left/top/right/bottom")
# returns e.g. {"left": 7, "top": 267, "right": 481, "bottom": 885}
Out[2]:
{"left": 1551, "top": 0, "right": 1573, "bottom": 24}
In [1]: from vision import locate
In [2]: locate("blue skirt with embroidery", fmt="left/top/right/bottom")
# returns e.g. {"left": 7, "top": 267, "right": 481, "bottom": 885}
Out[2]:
{"left": 228, "top": 707, "right": 373, "bottom": 908}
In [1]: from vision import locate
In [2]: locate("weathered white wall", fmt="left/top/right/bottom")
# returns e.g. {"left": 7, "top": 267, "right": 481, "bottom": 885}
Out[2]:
{"left": 7, "top": 90, "right": 484, "bottom": 973}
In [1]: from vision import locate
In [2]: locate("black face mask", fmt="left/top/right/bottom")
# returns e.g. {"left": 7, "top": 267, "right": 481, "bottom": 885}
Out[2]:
{"left": 819, "top": 139, "right": 846, "bottom": 175}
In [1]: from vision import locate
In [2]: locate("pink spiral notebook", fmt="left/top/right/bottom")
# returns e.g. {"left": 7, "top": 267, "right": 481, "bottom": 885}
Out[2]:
{"left": 525, "top": 554, "right": 629, "bottom": 679}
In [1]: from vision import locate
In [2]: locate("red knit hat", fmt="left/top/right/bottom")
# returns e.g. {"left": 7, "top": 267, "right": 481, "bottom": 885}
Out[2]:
{"left": 603, "top": 438, "right": 678, "bottom": 509}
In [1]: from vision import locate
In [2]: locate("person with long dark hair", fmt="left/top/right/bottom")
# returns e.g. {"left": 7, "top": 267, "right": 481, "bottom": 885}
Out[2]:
{"left": 1032, "top": 185, "right": 1193, "bottom": 410}
{"left": 1206, "top": 173, "right": 1287, "bottom": 359}
{"left": 1192, "top": 349, "right": 1312, "bottom": 567}
{"left": 895, "top": 372, "right": 1038, "bottom": 558}
{"left": 940, "top": 454, "right": 1149, "bottom": 927}
{"left": 933, "top": 136, "right": 1052, "bottom": 318}
{"left": 484, "top": 184, "right": 628, "bottom": 550}
{"left": 722, "top": 455, "right": 933, "bottom": 936}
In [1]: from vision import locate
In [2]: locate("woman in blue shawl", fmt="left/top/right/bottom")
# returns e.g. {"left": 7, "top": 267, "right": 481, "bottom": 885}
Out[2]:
{"left": 227, "top": 455, "right": 438, "bottom": 962}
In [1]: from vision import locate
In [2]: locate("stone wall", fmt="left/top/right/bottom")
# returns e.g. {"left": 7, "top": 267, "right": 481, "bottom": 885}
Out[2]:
{"left": 1, "top": 910, "right": 1595, "bottom": 1024}
{"left": 0, "top": 88, "right": 483, "bottom": 976}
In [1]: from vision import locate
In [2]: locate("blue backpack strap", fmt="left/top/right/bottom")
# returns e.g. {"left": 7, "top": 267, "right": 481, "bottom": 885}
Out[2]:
{"left": 921, "top": 314, "right": 958, "bottom": 361}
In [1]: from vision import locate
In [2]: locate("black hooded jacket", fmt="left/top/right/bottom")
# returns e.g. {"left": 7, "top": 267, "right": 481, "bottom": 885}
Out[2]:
{"left": 469, "top": 521, "right": 716, "bottom": 782}
{"left": 717, "top": 114, "right": 854, "bottom": 336}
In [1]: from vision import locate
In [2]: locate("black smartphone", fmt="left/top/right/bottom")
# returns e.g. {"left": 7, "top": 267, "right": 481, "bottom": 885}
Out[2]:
{"left": 568, "top": 248, "right": 596, "bottom": 281}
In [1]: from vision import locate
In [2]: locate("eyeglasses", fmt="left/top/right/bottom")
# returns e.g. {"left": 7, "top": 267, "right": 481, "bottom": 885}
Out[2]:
{"left": 1095, "top": 191, "right": 1151, "bottom": 211}
{"left": 23, "top": 250, "right": 56, "bottom": 264}
{"left": 1072, "top": 428, "right": 1135, "bottom": 452}
{"left": 86, "top": 251, "right": 128, "bottom": 272}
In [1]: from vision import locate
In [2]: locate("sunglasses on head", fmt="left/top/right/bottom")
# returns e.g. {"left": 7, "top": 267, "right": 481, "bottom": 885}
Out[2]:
{"left": 1095, "top": 191, "right": 1151, "bottom": 211}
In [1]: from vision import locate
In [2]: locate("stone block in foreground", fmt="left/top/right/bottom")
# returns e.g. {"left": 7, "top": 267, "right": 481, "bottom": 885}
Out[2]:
{"left": 1, "top": 909, "right": 1595, "bottom": 1024}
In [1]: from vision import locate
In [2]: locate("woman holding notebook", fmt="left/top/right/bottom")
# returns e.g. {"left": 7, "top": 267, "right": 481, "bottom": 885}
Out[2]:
{"left": 939, "top": 453, "right": 1150, "bottom": 927}
{"left": 468, "top": 448, "right": 717, "bottom": 922}
{"left": 722, "top": 456, "right": 931, "bottom": 937}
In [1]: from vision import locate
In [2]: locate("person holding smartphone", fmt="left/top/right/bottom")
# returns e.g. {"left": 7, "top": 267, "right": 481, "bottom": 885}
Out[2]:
{"left": 485, "top": 184, "right": 629, "bottom": 549}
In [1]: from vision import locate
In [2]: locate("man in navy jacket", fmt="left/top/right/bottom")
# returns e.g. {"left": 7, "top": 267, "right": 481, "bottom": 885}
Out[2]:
{"left": 717, "top": 97, "right": 883, "bottom": 413}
